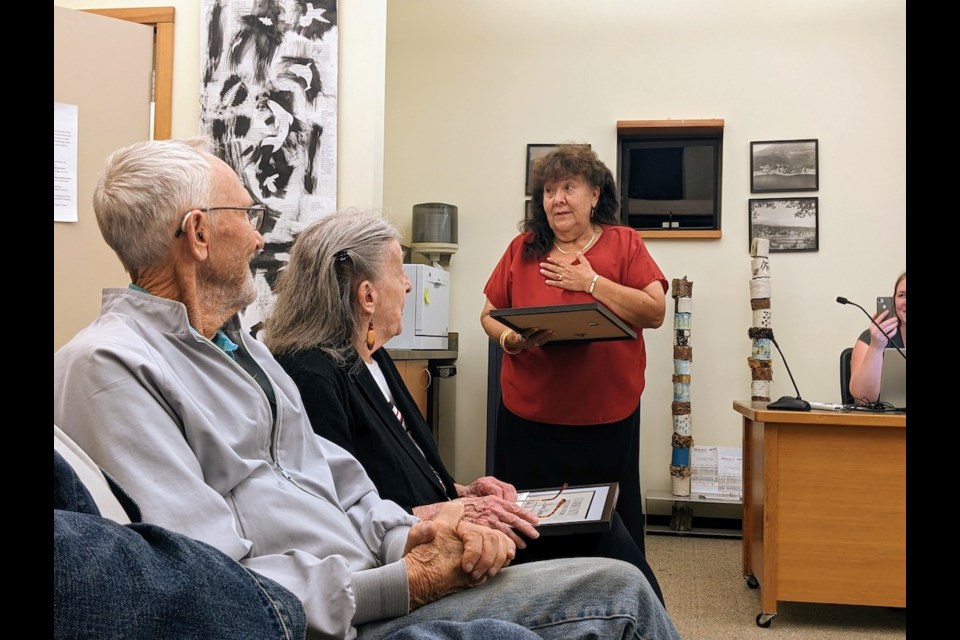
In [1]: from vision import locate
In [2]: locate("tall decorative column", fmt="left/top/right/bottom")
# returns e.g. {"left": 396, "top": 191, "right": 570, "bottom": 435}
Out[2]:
{"left": 670, "top": 276, "right": 694, "bottom": 500}
{"left": 748, "top": 239, "right": 773, "bottom": 402}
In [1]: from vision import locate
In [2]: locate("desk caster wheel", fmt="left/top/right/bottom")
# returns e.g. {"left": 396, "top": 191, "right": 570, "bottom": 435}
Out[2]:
{"left": 756, "top": 613, "right": 775, "bottom": 628}
{"left": 745, "top": 575, "right": 759, "bottom": 589}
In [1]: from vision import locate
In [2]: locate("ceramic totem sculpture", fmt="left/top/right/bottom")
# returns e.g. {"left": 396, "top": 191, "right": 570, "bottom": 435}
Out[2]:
{"left": 670, "top": 276, "right": 694, "bottom": 497}
{"left": 748, "top": 239, "right": 773, "bottom": 401}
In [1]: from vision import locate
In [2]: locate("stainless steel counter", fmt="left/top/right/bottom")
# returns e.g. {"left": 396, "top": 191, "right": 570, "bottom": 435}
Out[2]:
{"left": 387, "top": 349, "right": 457, "bottom": 361}
{"left": 386, "top": 332, "right": 458, "bottom": 361}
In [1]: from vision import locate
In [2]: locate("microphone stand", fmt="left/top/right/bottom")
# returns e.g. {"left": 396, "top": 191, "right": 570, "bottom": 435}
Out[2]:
{"left": 835, "top": 297, "right": 906, "bottom": 359}
{"left": 767, "top": 333, "right": 811, "bottom": 411}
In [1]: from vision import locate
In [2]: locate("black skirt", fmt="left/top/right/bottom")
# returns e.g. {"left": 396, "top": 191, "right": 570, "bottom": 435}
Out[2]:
{"left": 493, "top": 399, "right": 646, "bottom": 556}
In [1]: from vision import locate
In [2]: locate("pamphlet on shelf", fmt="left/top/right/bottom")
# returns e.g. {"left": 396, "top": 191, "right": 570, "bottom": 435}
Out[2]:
{"left": 491, "top": 302, "right": 636, "bottom": 345}
{"left": 515, "top": 482, "right": 619, "bottom": 536}
{"left": 690, "top": 446, "right": 742, "bottom": 499}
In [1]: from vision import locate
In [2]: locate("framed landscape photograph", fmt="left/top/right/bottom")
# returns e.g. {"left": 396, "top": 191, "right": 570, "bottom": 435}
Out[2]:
{"left": 748, "top": 197, "right": 819, "bottom": 252}
{"left": 750, "top": 139, "right": 819, "bottom": 193}
{"left": 526, "top": 143, "right": 590, "bottom": 196}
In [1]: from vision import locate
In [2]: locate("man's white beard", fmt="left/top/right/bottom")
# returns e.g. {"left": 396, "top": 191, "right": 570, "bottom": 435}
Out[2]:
{"left": 198, "top": 260, "right": 257, "bottom": 320}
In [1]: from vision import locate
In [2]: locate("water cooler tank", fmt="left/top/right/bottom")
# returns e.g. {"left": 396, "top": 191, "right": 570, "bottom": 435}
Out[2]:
{"left": 410, "top": 203, "right": 458, "bottom": 264}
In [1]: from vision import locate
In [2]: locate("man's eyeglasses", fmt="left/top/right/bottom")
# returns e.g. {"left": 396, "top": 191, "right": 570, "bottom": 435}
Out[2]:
{"left": 175, "top": 206, "right": 267, "bottom": 238}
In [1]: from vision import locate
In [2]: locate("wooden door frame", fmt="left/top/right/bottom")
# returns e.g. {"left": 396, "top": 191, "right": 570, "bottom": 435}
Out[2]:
{"left": 82, "top": 7, "right": 175, "bottom": 140}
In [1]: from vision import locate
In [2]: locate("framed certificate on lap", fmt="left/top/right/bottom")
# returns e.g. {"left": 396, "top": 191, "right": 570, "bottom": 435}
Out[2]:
{"left": 516, "top": 482, "right": 619, "bottom": 536}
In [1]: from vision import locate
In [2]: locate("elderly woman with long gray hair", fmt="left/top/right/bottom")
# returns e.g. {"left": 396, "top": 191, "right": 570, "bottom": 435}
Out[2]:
{"left": 262, "top": 211, "right": 540, "bottom": 545}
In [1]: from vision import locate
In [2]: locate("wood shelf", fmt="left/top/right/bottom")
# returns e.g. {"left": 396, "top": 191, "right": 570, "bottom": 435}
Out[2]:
{"left": 647, "top": 524, "right": 741, "bottom": 538}
{"left": 645, "top": 489, "right": 742, "bottom": 538}
{"left": 617, "top": 118, "right": 724, "bottom": 135}
{"left": 638, "top": 229, "right": 722, "bottom": 239}
{"left": 647, "top": 489, "right": 741, "bottom": 505}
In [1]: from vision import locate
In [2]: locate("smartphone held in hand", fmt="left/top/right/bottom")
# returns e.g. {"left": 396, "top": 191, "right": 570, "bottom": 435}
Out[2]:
{"left": 876, "top": 296, "right": 894, "bottom": 318}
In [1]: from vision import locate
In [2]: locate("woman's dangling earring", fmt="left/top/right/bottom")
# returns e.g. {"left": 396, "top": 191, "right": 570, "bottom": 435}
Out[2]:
{"left": 366, "top": 318, "right": 376, "bottom": 350}
{"left": 590, "top": 205, "right": 596, "bottom": 220}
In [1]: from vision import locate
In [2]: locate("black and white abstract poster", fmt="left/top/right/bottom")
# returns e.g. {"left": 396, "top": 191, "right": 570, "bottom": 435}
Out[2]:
{"left": 200, "top": 0, "right": 338, "bottom": 328}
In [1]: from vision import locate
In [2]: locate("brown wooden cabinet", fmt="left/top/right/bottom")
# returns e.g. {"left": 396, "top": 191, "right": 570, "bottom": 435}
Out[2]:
{"left": 387, "top": 345, "right": 458, "bottom": 453}
{"left": 396, "top": 359, "right": 429, "bottom": 419}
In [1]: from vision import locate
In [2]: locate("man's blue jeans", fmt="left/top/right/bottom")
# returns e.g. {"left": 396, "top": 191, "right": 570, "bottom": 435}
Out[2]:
{"left": 383, "top": 619, "right": 542, "bottom": 639}
{"left": 357, "top": 556, "right": 680, "bottom": 640}
{"left": 53, "top": 450, "right": 307, "bottom": 639}
{"left": 53, "top": 450, "right": 558, "bottom": 640}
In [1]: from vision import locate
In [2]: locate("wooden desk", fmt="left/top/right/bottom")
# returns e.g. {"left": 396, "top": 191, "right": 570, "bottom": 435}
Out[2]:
{"left": 733, "top": 401, "right": 905, "bottom": 627}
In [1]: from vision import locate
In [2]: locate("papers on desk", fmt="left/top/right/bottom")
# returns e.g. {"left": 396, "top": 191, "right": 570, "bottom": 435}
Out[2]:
{"left": 691, "top": 446, "right": 742, "bottom": 499}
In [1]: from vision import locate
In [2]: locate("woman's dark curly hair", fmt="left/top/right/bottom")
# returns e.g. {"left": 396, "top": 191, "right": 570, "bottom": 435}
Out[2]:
{"left": 522, "top": 144, "right": 621, "bottom": 259}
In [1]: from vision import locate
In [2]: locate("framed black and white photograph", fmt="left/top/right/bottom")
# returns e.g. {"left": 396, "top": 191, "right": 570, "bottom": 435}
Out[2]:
{"left": 526, "top": 144, "right": 559, "bottom": 196}
{"left": 750, "top": 139, "right": 819, "bottom": 193}
{"left": 526, "top": 143, "right": 590, "bottom": 196}
{"left": 748, "top": 197, "right": 819, "bottom": 252}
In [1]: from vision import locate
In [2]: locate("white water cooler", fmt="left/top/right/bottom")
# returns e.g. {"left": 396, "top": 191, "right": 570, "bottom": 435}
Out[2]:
{"left": 387, "top": 264, "right": 450, "bottom": 350}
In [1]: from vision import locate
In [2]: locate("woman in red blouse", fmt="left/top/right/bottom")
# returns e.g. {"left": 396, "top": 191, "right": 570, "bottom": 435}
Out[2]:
{"left": 481, "top": 144, "right": 667, "bottom": 557}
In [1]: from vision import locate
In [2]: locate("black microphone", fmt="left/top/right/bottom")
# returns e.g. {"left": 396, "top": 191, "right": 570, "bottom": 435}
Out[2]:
{"left": 835, "top": 297, "right": 906, "bottom": 359}
{"left": 766, "top": 331, "right": 811, "bottom": 411}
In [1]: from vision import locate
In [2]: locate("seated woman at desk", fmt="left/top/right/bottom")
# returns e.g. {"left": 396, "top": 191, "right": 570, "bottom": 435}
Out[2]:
{"left": 261, "top": 210, "right": 665, "bottom": 606}
{"left": 849, "top": 271, "right": 906, "bottom": 404}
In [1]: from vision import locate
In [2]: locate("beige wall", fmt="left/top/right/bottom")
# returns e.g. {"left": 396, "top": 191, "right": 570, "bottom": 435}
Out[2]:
{"left": 54, "top": 1, "right": 906, "bottom": 500}
{"left": 382, "top": 0, "right": 906, "bottom": 489}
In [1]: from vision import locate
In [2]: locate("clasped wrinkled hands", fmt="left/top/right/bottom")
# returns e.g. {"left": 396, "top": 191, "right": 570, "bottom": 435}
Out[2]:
{"left": 414, "top": 476, "right": 541, "bottom": 548}
{"left": 403, "top": 502, "right": 517, "bottom": 609}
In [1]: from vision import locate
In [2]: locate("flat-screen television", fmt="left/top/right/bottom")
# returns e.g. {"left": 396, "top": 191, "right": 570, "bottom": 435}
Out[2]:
{"left": 618, "top": 136, "right": 722, "bottom": 231}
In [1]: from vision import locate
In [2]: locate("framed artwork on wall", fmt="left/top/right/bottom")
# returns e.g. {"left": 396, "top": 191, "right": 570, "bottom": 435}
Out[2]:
{"left": 526, "top": 143, "right": 590, "bottom": 196}
{"left": 750, "top": 139, "right": 819, "bottom": 193}
{"left": 199, "top": 0, "right": 340, "bottom": 330}
{"left": 748, "top": 197, "right": 819, "bottom": 252}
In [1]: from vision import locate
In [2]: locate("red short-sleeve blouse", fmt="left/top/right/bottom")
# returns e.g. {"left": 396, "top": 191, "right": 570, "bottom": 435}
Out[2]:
{"left": 483, "top": 224, "right": 667, "bottom": 425}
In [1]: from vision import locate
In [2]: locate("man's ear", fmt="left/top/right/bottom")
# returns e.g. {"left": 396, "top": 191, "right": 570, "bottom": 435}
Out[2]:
{"left": 179, "top": 210, "right": 211, "bottom": 261}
